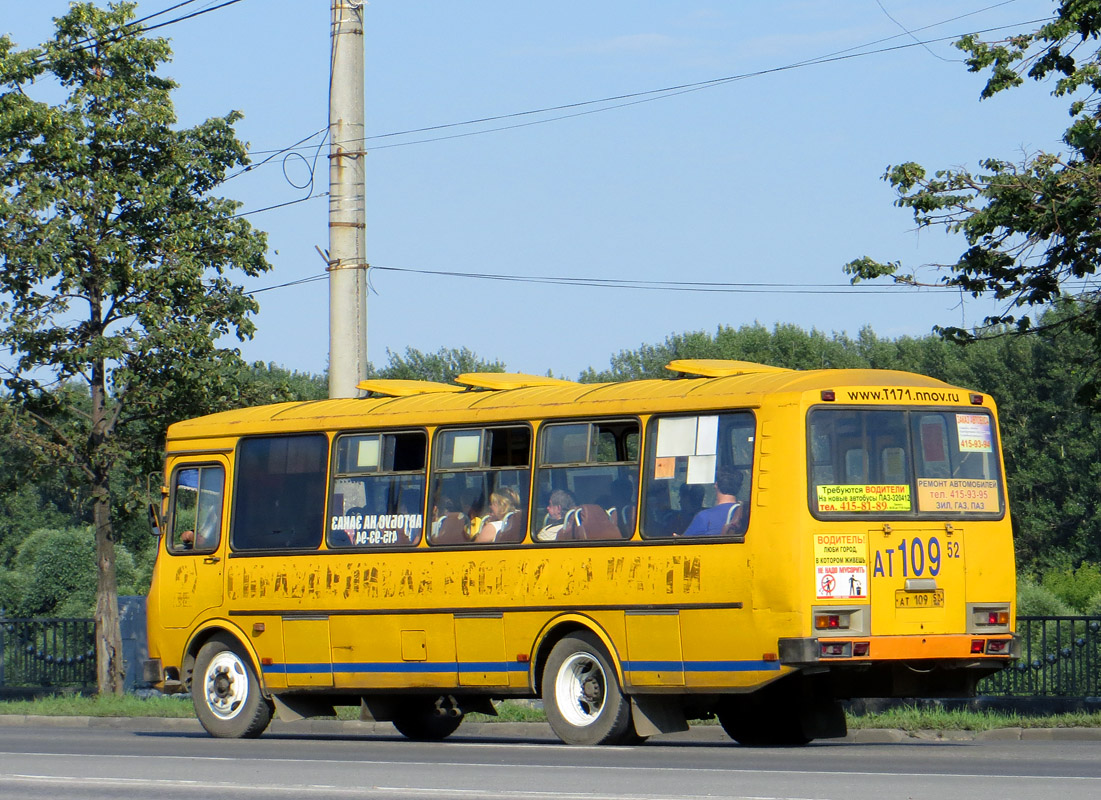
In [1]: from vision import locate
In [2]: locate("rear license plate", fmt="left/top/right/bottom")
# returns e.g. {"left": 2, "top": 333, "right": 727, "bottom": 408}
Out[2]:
{"left": 895, "top": 589, "right": 945, "bottom": 608}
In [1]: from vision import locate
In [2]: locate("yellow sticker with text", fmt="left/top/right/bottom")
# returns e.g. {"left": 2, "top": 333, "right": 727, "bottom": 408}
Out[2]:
{"left": 816, "top": 484, "right": 911, "bottom": 512}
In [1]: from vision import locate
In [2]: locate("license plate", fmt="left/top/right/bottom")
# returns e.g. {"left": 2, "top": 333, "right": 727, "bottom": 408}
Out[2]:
{"left": 895, "top": 589, "right": 944, "bottom": 608}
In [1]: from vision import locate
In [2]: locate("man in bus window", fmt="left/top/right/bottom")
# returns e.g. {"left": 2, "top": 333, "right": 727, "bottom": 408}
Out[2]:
{"left": 182, "top": 502, "right": 222, "bottom": 549}
{"left": 681, "top": 471, "right": 744, "bottom": 537}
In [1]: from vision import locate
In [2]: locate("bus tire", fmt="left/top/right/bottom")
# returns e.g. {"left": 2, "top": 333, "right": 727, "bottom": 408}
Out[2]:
{"left": 543, "top": 632, "right": 631, "bottom": 745}
{"left": 391, "top": 698, "right": 464, "bottom": 741}
{"left": 192, "top": 636, "right": 273, "bottom": 739}
{"left": 717, "top": 693, "right": 816, "bottom": 746}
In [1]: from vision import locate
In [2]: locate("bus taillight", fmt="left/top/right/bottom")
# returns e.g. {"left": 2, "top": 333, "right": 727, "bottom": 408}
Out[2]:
{"left": 820, "top": 641, "right": 851, "bottom": 657}
{"left": 815, "top": 613, "right": 850, "bottom": 630}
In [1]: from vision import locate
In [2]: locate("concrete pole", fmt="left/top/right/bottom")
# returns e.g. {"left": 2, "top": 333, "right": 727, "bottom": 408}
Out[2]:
{"left": 328, "top": 0, "right": 368, "bottom": 398}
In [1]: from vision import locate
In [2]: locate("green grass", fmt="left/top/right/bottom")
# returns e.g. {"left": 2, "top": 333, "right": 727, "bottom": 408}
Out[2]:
{"left": 0, "top": 693, "right": 195, "bottom": 718}
{"left": 2, "top": 696, "right": 1100, "bottom": 730}
{"left": 846, "top": 705, "right": 1101, "bottom": 731}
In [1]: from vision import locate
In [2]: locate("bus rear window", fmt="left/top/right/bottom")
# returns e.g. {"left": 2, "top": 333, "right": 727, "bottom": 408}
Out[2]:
{"left": 808, "top": 408, "right": 1004, "bottom": 517}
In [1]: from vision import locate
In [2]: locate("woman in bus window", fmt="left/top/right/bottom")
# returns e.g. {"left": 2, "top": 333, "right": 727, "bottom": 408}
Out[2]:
{"left": 475, "top": 486, "right": 522, "bottom": 543}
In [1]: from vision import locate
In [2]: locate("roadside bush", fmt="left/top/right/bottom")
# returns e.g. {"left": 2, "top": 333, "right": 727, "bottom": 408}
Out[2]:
{"left": 1017, "top": 577, "right": 1074, "bottom": 616}
{"left": 1039, "top": 562, "right": 1101, "bottom": 613}
{"left": 6, "top": 527, "right": 138, "bottom": 618}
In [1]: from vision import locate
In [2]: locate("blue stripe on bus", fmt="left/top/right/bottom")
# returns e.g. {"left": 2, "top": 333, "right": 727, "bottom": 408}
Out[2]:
{"left": 262, "top": 661, "right": 531, "bottom": 675}
{"left": 624, "top": 660, "right": 781, "bottom": 672}
{"left": 262, "top": 660, "right": 779, "bottom": 675}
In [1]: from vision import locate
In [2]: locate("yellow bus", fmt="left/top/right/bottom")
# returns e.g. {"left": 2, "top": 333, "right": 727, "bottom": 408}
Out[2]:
{"left": 144, "top": 359, "right": 1016, "bottom": 745}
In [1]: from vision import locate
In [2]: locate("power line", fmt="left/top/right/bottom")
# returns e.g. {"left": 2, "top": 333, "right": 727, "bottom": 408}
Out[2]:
{"left": 244, "top": 264, "right": 964, "bottom": 297}
{"left": 243, "top": 263, "right": 1099, "bottom": 297}
{"left": 233, "top": 191, "right": 327, "bottom": 219}
{"left": 27, "top": 0, "right": 248, "bottom": 64}
{"left": 363, "top": 18, "right": 1052, "bottom": 152}
{"left": 243, "top": 2, "right": 1040, "bottom": 159}
{"left": 139, "top": 0, "right": 248, "bottom": 34}
{"left": 130, "top": 1, "right": 205, "bottom": 28}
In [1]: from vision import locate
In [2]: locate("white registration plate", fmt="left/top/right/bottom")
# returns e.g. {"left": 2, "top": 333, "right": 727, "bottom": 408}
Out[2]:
{"left": 895, "top": 589, "right": 945, "bottom": 608}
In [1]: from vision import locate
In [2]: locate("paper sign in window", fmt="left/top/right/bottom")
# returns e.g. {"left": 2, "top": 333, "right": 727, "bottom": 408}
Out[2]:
{"left": 356, "top": 438, "right": 380, "bottom": 469}
{"left": 686, "top": 455, "right": 717, "bottom": 485}
{"left": 653, "top": 456, "right": 676, "bottom": 479}
{"left": 451, "top": 433, "right": 481, "bottom": 465}
{"left": 656, "top": 417, "right": 698, "bottom": 458}
{"left": 695, "top": 416, "right": 719, "bottom": 456}
{"left": 956, "top": 414, "right": 992, "bottom": 452}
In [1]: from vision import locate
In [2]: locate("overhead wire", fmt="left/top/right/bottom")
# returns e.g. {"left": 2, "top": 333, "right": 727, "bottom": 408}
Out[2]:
{"left": 234, "top": 6, "right": 1045, "bottom": 209}
{"left": 242, "top": 1, "right": 1037, "bottom": 159}
{"left": 243, "top": 264, "right": 965, "bottom": 297}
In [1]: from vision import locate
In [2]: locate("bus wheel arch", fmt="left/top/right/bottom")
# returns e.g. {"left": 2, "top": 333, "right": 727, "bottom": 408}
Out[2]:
{"left": 188, "top": 629, "right": 274, "bottom": 739}
{"left": 531, "top": 616, "right": 624, "bottom": 697}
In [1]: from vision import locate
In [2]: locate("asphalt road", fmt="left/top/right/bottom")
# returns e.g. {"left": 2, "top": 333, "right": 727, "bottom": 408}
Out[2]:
{"left": 0, "top": 719, "right": 1099, "bottom": 800}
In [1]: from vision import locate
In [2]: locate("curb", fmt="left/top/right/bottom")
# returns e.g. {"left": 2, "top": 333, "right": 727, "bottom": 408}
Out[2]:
{"left": 2, "top": 715, "right": 1101, "bottom": 741}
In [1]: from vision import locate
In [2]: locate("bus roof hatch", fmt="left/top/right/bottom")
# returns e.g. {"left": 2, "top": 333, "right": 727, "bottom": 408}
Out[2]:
{"left": 664, "top": 359, "right": 793, "bottom": 378}
{"left": 455, "top": 373, "right": 577, "bottom": 391}
{"left": 355, "top": 379, "right": 467, "bottom": 397}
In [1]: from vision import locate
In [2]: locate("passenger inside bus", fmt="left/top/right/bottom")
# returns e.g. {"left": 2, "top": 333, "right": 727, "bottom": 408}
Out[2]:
{"left": 475, "top": 486, "right": 523, "bottom": 543}
{"left": 537, "top": 489, "right": 577, "bottom": 541}
{"left": 668, "top": 483, "right": 704, "bottom": 534}
{"left": 680, "top": 470, "right": 745, "bottom": 537}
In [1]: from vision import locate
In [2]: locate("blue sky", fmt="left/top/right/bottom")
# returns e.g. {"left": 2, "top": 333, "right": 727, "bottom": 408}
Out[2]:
{"left": 3, "top": 1, "right": 1067, "bottom": 379}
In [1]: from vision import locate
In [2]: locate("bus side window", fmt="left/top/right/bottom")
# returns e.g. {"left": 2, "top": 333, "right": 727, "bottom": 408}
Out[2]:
{"left": 170, "top": 465, "right": 224, "bottom": 553}
{"left": 428, "top": 426, "right": 531, "bottom": 546}
{"left": 327, "top": 431, "right": 426, "bottom": 548}
{"left": 532, "top": 420, "right": 639, "bottom": 543}
{"left": 641, "top": 412, "right": 755, "bottom": 539}
{"left": 232, "top": 434, "right": 328, "bottom": 551}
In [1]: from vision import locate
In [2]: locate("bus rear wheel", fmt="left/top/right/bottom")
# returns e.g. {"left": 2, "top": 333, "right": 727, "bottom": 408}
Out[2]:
{"left": 543, "top": 632, "right": 631, "bottom": 745}
{"left": 391, "top": 697, "right": 464, "bottom": 741}
{"left": 192, "top": 636, "right": 273, "bottom": 739}
{"left": 717, "top": 690, "right": 844, "bottom": 746}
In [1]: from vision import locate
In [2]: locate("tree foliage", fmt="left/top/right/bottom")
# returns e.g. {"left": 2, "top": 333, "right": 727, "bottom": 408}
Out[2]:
{"left": 0, "top": 3, "right": 270, "bottom": 691}
{"left": 845, "top": 1, "right": 1101, "bottom": 406}
{"left": 369, "top": 346, "right": 507, "bottom": 382}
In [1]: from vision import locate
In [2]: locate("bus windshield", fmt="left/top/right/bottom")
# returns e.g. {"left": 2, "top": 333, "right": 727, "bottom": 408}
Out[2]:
{"left": 808, "top": 408, "right": 1004, "bottom": 518}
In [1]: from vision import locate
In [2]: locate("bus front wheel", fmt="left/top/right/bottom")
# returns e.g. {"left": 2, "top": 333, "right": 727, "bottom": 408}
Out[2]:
{"left": 192, "top": 636, "right": 273, "bottom": 739}
{"left": 543, "top": 632, "right": 631, "bottom": 745}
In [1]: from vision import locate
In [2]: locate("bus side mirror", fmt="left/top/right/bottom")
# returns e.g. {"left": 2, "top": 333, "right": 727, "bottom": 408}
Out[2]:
{"left": 148, "top": 502, "right": 163, "bottom": 537}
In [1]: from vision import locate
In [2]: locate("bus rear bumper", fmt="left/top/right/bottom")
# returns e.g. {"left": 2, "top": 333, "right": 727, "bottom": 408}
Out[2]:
{"left": 779, "top": 634, "right": 1019, "bottom": 664}
{"left": 778, "top": 634, "right": 1018, "bottom": 698}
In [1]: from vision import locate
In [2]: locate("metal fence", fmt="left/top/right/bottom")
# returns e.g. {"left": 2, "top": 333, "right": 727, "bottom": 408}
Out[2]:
{"left": 0, "top": 617, "right": 96, "bottom": 692}
{"left": 2, "top": 612, "right": 1100, "bottom": 698}
{"left": 979, "top": 615, "right": 1101, "bottom": 698}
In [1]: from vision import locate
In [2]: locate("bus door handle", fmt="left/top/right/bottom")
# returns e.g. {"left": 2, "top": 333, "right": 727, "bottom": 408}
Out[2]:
{"left": 203, "top": 556, "right": 221, "bottom": 565}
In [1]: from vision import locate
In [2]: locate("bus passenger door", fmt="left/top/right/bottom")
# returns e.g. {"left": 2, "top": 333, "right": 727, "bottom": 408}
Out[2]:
{"left": 625, "top": 610, "right": 685, "bottom": 686}
{"left": 282, "top": 616, "right": 334, "bottom": 687}
{"left": 159, "top": 461, "right": 227, "bottom": 630}
{"left": 454, "top": 612, "right": 509, "bottom": 686}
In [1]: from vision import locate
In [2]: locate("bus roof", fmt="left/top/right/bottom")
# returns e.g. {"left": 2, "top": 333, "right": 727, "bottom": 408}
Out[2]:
{"left": 166, "top": 361, "right": 983, "bottom": 444}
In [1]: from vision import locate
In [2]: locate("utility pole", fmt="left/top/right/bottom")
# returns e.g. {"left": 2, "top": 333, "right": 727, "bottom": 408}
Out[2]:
{"left": 328, "top": 0, "right": 368, "bottom": 398}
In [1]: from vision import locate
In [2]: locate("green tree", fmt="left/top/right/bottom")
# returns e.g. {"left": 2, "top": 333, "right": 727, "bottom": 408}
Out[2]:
{"left": 0, "top": 4, "right": 270, "bottom": 692}
{"left": 370, "top": 346, "right": 507, "bottom": 382}
{"left": 845, "top": 2, "right": 1101, "bottom": 407}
